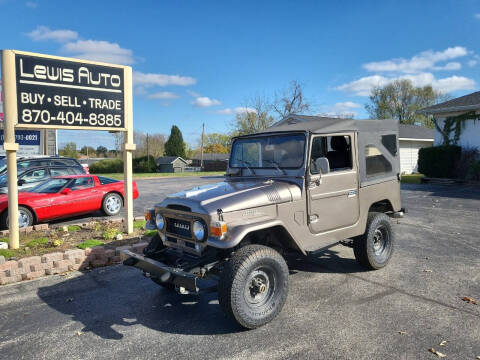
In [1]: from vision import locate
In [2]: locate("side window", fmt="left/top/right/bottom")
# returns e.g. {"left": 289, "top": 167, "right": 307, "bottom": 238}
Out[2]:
{"left": 365, "top": 145, "right": 392, "bottom": 177}
{"left": 50, "top": 167, "right": 72, "bottom": 176}
{"left": 381, "top": 134, "right": 397, "bottom": 156}
{"left": 20, "top": 168, "right": 48, "bottom": 183}
{"left": 310, "top": 135, "right": 352, "bottom": 174}
{"left": 69, "top": 177, "right": 94, "bottom": 190}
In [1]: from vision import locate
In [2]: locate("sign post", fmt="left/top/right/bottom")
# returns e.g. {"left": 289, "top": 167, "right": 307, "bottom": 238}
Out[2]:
{"left": 1, "top": 51, "right": 20, "bottom": 249}
{"left": 1, "top": 50, "right": 135, "bottom": 248}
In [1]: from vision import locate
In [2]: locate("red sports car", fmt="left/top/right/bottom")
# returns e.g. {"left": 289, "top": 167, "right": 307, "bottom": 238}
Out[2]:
{"left": 0, "top": 175, "right": 139, "bottom": 229}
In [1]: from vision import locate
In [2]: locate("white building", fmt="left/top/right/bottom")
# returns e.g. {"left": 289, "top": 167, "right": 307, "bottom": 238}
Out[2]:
{"left": 420, "top": 91, "right": 480, "bottom": 148}
{"left": 399, "top": 124, "right": 434, "bottom": 174}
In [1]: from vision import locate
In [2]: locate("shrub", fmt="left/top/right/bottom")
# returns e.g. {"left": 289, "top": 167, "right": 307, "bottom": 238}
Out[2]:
{"left": 101, "top": 226, "right": 121, "bottom": 240}
{"left": 133, "top": 155, "right": 157, "bottom": 173}
{"left": 453, "top": 147, "right": 479, "bottom": 179}
{"left": 467, "top": 160, "right": 480, "bottom": 181}
{"left": 418, "top": 145, "right": 462, "bottom": 178}
{"left": 26, "top": 237, "right": 49, "bottom": 248}
{"left": 90, "top": 159, "right": 124, "bottom": 173}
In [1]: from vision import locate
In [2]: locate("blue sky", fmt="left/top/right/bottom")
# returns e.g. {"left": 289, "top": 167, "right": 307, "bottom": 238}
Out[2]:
{"left": 1, "top": 0, "right": 479, "bottom": 149}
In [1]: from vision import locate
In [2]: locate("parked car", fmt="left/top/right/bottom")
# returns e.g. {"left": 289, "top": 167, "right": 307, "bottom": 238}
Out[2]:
{"left": 122, "top": 115, "right": 404, "bottom": 329}
{"left": 0, "top": 156, "right": 86, "bottom": 176}
{"left": 0, "top": 165, "right": 85, "bottom": 193}
{"left": 0, "top": 175, "right": 139, "bottom": 229}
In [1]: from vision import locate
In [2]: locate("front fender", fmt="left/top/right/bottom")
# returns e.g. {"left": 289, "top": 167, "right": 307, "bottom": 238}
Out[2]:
{"left": 206, "top": 219, "right": 306, "bottom": 255}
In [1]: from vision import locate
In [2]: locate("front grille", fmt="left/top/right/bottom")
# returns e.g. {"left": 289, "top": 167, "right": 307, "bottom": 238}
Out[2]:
{"left": 166, "top": 218, "right": 192, "bottom": 238}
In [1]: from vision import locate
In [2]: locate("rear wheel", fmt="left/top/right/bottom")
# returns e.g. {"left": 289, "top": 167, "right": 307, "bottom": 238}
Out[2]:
{"left": 354, "top": 212, "right": 395, "bottom": 270}
{"left": 102, "top": 193, "right": 123, "bottom": 216}
{"left": 218, "top": 244, "right": 289, "bottom": 329}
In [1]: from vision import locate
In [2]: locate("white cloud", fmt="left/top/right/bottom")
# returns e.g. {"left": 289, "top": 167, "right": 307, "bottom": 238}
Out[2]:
{"left": 25, "top": 1, "right": 38, "bottom": 8}
{"left": 27, "top": 26, "right": 78, "bottom": 42}
{"left": 363, "top": 46, "right": 468, "bottom": 74}
{"left": 468, "top": 59, "right": 478, "bottom": 67}
{"left": 216, "top": 107, "right": 257, "bottom": 115}
{"left": 62, "top": 39, "right": 134, "bottom": 65}
{"left": 134, "top": 71, "right": 196, "bottom": 87}
{"left": 337, "top": 72, "right": 476, "bottom": 96}
{"left": 192, "top": 96, "right": 221, "bottom": 107}
{"left": 147, "top": 91, "right": 179, "bottom": 100}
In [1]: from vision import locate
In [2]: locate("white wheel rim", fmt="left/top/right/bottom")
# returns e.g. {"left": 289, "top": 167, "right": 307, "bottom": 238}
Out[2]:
{"left": 7, "top": 210, "right": 30, "bottom": 228}
{"left": 106, "top": 196, "right": 121, "bottom": 214}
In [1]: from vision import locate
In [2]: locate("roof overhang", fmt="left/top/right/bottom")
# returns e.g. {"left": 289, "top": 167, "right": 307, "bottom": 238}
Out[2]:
{"left": 417, "top": 104, "right": 480, "bottom": 115}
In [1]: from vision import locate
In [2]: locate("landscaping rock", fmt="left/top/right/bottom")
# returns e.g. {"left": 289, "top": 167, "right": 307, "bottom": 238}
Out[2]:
{"left": 0, "top": 242, "right": 7, "bottom": 249}
{"left": 0, "top": 256, "right": 5, "bottom": 265}
{"left": 115, "top": 234, "right": 123, "bottom": 241}
{"left": 33, "top": 224, "right": 48, "bottom": 231}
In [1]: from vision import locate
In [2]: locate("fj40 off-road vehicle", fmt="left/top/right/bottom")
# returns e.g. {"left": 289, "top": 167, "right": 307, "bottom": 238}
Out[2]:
{"left": 121, "top": 115, "right": 405, "bottom": 329}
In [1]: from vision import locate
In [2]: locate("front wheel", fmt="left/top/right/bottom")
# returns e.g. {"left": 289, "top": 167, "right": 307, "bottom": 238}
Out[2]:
{"left": 102, "top": 193, "right": 123, "bottom": 216}
{"left": 354, "top": 212, "right": 395, "bottom": 270}
{"left": 0, "top": 206, "right": 34, "bottom": 229}
{"left": 218, "top": 245, "right": 289, "bottom": 329}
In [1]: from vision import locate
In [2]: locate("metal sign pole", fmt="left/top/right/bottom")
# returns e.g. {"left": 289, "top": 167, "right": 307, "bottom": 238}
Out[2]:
{"left": 1, "top": 50, "right": 20, "bottom": 249}
{"left": 122, "top": 67, "right": 135, "bottom": 234}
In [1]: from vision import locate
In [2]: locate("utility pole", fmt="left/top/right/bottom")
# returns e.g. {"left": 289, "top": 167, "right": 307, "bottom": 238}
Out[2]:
{"left": 146, "top": 133, "right": 150, "bottom": 170}
{"left": 200, "top": 122, "right": 205, "bottom": 170}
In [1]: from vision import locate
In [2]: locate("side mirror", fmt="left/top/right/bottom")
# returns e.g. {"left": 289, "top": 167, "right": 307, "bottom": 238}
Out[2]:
{"left": 60, "top": 188, "right": 72, "bottom": 195}
{"left": 315, "top": 157, "right": 330, "bottom": 175}
{"left": 17, "top": 179, "right": 26, "bottom": 186}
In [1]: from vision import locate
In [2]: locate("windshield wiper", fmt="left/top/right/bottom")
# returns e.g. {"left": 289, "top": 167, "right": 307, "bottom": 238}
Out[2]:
{"left": 262, "top": 159, "right": 287, "bottom": 175}
{"left": 240, "top": 160, "right": 256, "bottom": 175}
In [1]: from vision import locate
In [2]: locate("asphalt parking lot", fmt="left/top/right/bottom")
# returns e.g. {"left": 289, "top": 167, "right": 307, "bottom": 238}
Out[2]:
{"left": 0, "top": 180, "right": 479, "bottom": 359}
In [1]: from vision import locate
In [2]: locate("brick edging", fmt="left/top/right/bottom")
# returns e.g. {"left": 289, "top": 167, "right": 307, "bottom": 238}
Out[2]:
{"left": 0, "top": 240, "right": 149, "bottom": 285}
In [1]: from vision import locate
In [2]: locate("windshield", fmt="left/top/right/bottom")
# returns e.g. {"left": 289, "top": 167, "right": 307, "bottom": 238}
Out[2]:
{"left": 29, "top": 178, "right": 70, "bottom": 193}
{"left": 0, "top": 158, "right": 6, "bottom": 174}
{"left": 230, "top": 133, "right": 306, "bottom": 169}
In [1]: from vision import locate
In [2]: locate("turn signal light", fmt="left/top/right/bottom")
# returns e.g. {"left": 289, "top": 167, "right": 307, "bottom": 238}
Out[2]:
{"left": 210, "top": 221, "right": 227, "bottom": 238}
{"left": 144, "top": 209, "right": 153, "bottom": 221}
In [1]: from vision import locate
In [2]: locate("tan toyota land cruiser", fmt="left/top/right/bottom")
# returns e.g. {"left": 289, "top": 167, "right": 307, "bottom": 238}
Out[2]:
{"left": 121, "top": 115, "right": 405, "bottom": 329}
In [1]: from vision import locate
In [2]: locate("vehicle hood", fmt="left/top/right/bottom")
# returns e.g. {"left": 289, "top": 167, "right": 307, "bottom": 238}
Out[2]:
{"left": 158, "top": 179, "right": 302, "bottom": 214}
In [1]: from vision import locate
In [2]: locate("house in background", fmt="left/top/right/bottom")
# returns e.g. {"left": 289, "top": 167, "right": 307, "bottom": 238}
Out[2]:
{"left": 156, "top": 156, "right": 188, "bottom": 173}
{"left": 191, "top": 152, "right": 229, "bottom": 171}
{"left": 399, "top": 124, "right": 434, "bottom": 174}
{"left": 420, "top": 91, "right": 480, "bottom": 148}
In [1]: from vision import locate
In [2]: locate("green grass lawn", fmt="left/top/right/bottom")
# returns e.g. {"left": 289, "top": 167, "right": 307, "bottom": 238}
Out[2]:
{"left": 96, "top": 171, "right": 225, "bottom": 180}
{"left": 401, "top": 174, "right": 424, "bottom": 184}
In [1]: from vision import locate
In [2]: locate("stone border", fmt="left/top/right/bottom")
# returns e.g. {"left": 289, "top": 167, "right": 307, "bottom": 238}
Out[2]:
{"left": 0, "top": 240, "right": 149, "bottom": 285}
{"left": 0, "top": 216, "right": 145, "bottom": 237}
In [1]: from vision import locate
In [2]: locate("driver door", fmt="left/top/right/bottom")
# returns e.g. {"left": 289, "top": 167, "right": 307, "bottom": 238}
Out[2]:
{"left": 307, "top": 133, "right": 360, "bottom": 234}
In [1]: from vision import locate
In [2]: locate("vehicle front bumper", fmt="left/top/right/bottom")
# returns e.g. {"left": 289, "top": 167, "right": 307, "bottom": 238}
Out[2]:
{"left": 120, "top": 249, "right": 199, "bottom": 293}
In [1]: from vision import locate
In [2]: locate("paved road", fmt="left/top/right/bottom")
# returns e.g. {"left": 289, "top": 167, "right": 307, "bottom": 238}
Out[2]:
{"left": 1, "top": 182, "right": 479, "bottom": 359}
{"left": 52, "top": 175, "right": 223, "bottom": 226}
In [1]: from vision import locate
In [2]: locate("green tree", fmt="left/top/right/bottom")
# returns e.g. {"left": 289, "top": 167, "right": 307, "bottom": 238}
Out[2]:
{"left": 79, "top": 146, "right": 95, "bottom": 156}
{"left": 96, "top": 146, "right": 108, "bottom": 157}
{"left": 164, "top": 125, "right": 186, "bottom": 158}
{"left": 232, "top": 97, "right": 275, "bottom": 136}
{"left": 62, "top": 142, "right": 78, "bottom": 159}
{"left": 365, "top": 79, "right": 448, "bottom": 128}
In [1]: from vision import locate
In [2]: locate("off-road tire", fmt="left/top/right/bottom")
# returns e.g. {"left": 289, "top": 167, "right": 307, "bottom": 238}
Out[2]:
{"left": 218, "top": 244, "right": 289, "bottom": 329}
{"left": 0, "top": 206, "right": 34, "bottom": 229}
{"left": 102, "top": 192, "right": 123, "bottom": 216}
{"left": 354, "top": 212, "right": 395, "bottom": 270}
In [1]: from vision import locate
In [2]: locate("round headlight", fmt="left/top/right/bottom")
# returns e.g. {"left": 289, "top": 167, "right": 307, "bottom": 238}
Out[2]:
{"left": 156, "top": 214, "right": 165, "bottom": 230}
{"left": 193, "top": 220, "right": 205, "bottom": 240}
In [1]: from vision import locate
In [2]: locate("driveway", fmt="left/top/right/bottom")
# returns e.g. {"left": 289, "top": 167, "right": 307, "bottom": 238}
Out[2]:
{"left": 0, "top": 183, "right": 479, "bottom": 359}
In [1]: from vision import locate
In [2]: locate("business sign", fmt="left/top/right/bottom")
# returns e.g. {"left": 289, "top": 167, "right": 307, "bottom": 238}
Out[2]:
{"left": 3, "top": 50, "right": 129, "bottom": 131}
{"left": 0, "top": 129, "right": 41, "bottom": 155}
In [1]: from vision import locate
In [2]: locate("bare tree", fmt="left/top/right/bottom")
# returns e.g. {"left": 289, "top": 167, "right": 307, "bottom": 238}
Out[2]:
{"left": 272, "top": 80, "right": 310, "bottom": 119}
